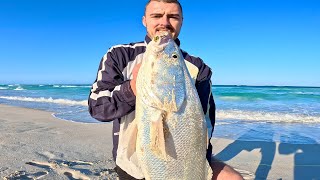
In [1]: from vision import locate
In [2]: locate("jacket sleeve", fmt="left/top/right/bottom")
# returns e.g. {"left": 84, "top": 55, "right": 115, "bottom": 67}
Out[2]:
{"left": 88, "top": 48, "right": 136, "bottom": 122}
{"left": 195, "top": 61, "right": 216, "bottom": 163}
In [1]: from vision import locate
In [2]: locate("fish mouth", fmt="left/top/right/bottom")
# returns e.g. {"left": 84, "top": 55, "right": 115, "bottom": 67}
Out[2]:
{"left": 153, "top": 31, "right": 172, "bottom": 45}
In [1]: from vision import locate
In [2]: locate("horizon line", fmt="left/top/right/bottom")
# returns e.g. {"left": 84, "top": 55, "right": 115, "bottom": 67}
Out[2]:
{"left": 1, "top": 83, "right": 319, "bottom": 88}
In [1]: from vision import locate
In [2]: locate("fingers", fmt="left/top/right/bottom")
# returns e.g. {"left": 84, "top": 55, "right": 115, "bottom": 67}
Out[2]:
{"left": 130, "top": 63, "right": 141, "bottom": 96}
{"left": 132, "top": 63, "right": 141, "bottom": 79}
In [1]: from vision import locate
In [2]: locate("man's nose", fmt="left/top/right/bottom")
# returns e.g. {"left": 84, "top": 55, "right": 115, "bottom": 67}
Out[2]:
{"left": 159, "top": 16, "right": 170, "bottom": 26}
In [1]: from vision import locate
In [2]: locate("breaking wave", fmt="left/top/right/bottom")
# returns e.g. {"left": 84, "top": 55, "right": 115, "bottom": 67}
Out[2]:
{"left": 218, "top": 96, "right": 264, "bottom": 101}
{"left": 1, "top": 95, "right": 319, "bottom": 124}
{"left": 14, "top": 86, "right": 25, "bottom": 91}
{"left": 0, "top": 96, "right": 87, "bottom": 106}
{"left": 217, "top": 110, "right": 320, "bottom": 123}
{"left": 53, "top": 85, "right": 91, "bottom": 88}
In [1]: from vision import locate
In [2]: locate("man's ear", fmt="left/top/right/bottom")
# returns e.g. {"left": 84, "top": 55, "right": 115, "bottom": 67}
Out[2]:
{"left": 142, "top": 16, "right": 146, "bottom": 27}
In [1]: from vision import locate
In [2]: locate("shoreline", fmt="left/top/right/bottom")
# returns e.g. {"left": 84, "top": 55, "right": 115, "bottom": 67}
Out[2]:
{"left": 0, "top": 104, "right": 319, "bottom": 179}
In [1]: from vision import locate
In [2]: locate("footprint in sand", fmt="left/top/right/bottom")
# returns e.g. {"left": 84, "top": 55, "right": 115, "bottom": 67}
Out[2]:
{"left": 3, "top": 170, "right": 48, "bottom": 180}
{"left": 94, "top": 168, "right": 117, "bottom": 177}
{"left": 22, "top": 151, "right": 118, "bottom": 179}
{"left": 0, "top": 167, "right": 9, "bottom": 172}
{"left": 26, "top": 160, "right": 91, "bottom": 180}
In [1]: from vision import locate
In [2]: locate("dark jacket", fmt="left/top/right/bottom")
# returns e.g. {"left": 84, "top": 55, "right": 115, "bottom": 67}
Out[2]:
{"left": 88, "top": 35, "right": 216, "bottom": 165}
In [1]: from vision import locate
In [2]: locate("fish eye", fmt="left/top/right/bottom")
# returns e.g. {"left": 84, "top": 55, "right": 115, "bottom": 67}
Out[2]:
{"left": 172, "top": 53, "right": 178, "bottom": 59}
{"left": 154, "top": 36, "right": 159, "bottom": 42}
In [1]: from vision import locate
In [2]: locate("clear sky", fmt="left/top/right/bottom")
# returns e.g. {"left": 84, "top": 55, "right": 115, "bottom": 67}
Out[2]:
{"left": 0, "top": 0, "right": 319, "bottom": 86}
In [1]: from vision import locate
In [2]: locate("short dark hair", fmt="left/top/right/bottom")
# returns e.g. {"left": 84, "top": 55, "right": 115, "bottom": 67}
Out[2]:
{"left": 144, "top": 0, "right": 183, "bottom": 16}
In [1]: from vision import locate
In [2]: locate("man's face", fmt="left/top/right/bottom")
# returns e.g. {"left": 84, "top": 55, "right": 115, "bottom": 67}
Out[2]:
{"left": 143, "top": 1, "right": 183, "bottom": 40}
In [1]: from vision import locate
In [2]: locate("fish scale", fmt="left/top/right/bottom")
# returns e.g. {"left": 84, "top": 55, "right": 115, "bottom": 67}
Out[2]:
{"left": 128, "top": 33, "right": 212, "bottom": 180}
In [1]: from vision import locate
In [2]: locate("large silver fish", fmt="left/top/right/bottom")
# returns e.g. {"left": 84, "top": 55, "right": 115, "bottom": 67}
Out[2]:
{"left": 127, "top": 32, "right": 212, "bottom": 180}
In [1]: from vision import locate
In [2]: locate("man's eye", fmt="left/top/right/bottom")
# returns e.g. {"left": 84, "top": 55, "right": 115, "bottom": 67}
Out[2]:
{"left": 169, "top": 16, "right": 180, "bottom": 20}
{"left": 151, "top": 14, "right": 163, "bottom": 18}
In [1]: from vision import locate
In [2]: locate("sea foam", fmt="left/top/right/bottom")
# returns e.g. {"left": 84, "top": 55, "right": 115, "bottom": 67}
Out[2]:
{"left": 217, "top": 110, "right": 320, "bottom": 123}
{"left": 14, "top": 86, "right": 25, "bottom": 91}
{"left": 0, "top": 96, "right": 87, "bottom": 106}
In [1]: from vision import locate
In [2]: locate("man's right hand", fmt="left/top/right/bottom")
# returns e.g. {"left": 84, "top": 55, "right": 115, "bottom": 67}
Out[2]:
{"left": 130, "top": 63, "right": 141, "bottom": 96}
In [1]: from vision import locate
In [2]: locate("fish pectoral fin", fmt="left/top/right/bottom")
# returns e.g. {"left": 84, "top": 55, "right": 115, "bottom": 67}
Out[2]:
{"left": 150, "top": 119, "right": 167, "bottom": 160}
{"left": 126, "top": 120, "right": 138, "bottom": 159}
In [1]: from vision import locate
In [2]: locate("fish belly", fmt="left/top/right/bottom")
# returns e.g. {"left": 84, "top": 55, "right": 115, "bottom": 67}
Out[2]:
{"left": 135, "top": 71, "right": 211, "bottom": 180}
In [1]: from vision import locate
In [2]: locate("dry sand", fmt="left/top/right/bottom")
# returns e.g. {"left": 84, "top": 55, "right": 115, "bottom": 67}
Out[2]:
{"left": 1, "top": 104, "right": 319, "bottom": 179}
{"left": 0, "top": 104, "right": 116, "bottom": 179}
{"left": 212, "top": 137, "right": 320, "bottom": 179}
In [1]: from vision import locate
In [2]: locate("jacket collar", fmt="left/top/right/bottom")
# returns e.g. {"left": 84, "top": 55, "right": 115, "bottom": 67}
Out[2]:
{"left": 144, "top": 35, "right": 181, "bottom": 47}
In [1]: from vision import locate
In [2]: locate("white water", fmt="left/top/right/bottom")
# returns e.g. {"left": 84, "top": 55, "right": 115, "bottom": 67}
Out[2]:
{"left": 0, "top": 96, "right": 87, "bottom": 106}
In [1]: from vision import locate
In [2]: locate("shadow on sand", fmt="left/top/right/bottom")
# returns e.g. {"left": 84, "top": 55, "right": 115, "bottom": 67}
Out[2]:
{"left": 213, "top": 127, "right": 320, "bottom": 179}
{"left": 213, "top": 127, "right": 276, "bottom": 180}
{"left": 278, "top": 133, "right": 320, "bottom": 180}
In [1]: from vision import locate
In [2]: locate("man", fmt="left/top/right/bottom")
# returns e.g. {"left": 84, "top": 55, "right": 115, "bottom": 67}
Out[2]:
{"left": 89, "top": 0, "right": 243, "bottom": 179}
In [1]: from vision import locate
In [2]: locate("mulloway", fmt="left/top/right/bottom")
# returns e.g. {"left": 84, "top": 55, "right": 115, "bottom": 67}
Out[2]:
{"left": 127, "top": 32, "right": 212, "bottom": 180}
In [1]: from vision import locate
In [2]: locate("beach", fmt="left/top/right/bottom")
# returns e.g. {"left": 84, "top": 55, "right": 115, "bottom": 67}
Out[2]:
{"left": 1, "top": 104, "right": 319, "bottom": 179}
{"left": 212, "top": 138, "right": 320, "bottom": 179}
{"left": 0, "top": 104, "right": 117, "bottom": 179}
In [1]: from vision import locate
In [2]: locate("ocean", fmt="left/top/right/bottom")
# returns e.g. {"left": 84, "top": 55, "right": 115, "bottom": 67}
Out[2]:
{"left": 0, "top": 84, "right": 319, "bottom": 144}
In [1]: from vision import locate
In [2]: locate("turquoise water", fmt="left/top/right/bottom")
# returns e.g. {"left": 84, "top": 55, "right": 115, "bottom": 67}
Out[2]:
{"left": 0, "top": 84, "right": 319, "bottom": 144}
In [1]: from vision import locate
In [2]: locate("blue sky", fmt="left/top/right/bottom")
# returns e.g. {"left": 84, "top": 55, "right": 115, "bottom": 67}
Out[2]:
{"left": 0, "top": 0, "right": 319, "bottom": 86}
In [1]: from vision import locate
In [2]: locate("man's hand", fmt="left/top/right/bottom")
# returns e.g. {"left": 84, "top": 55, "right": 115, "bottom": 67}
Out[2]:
{"left": 130, "top": 63, "right": 141, "bottom": 96}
